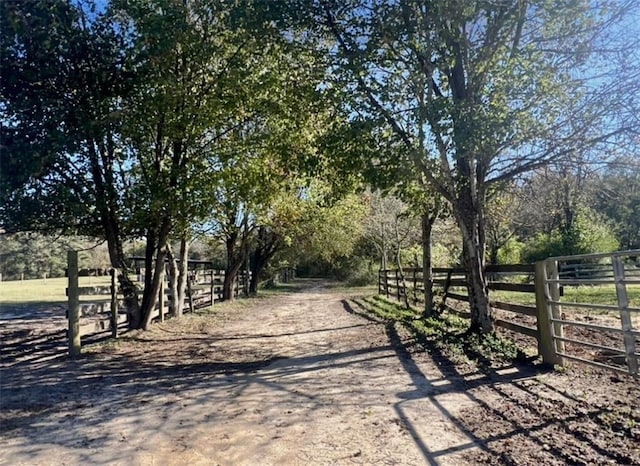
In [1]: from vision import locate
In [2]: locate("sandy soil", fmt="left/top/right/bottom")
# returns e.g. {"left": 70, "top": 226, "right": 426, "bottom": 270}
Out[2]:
{"left": 1, "top": 279, "right": 638, "bottom": 465}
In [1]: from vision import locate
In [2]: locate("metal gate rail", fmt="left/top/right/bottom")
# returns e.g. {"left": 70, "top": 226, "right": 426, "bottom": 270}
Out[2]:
{"left": 542, "top": 250, "right": 640, "bottom": 377}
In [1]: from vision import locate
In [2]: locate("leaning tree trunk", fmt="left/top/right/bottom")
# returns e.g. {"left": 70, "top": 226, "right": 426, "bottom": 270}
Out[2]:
{"left": 103, "top": 217, "right": 139, "bottom": 327}
{"left": 90, "top": 137, "right": 140, "bottom": 330}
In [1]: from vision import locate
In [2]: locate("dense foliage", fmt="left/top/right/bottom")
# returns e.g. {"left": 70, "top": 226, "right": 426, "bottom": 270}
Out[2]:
{"left": 1, "top": 0, "right": 638, "bottom": 334}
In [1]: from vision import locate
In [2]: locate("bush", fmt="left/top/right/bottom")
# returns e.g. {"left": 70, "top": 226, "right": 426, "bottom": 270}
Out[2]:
{"left": 522, "top": 209, "right": 619, "bottom": 262}
{"left": 497, "top": 237, "right": 525, "bottom": 264}
{"left": 296, "top": 256, "right": 377, "bottom": 286}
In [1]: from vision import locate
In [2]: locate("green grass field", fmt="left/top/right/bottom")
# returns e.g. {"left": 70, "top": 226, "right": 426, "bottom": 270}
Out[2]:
{"left": 490, "top": 284, "right": 640, "bottom": 309}
{"left": 0, "top": 276, "right": 111, "bottom": 305}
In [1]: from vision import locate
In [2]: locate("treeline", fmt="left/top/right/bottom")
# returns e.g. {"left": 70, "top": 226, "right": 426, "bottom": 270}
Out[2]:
{"left": 2, "top": 1, "right": 639, "bottom": 334}
{"left": 348, "top": 158, "right": 640, "bottom": 287}
{"left": 0, "top": 235, "right": 215, "bottom": 281}
{"left": 0, "top": 0, "right": 362, "bottom": 328}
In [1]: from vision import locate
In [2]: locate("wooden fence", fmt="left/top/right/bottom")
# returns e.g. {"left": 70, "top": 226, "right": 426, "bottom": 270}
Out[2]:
{"left": 66, "top": 251, "right": 249, "bottom": 357}
{"left": 378, "top": 264, "right": 550, "bottom": 360}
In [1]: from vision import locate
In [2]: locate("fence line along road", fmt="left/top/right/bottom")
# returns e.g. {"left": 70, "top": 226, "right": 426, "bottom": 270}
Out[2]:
{"left": 378, "top": 252, "right": 640, "bottom": 378}
{"left": 67, "top": 251, "right": 301, "bottom": 357}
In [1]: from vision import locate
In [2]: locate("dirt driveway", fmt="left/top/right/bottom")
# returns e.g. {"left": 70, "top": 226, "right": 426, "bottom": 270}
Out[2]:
{"left": 1, "top": 279, "right": 638, "bottom": 465}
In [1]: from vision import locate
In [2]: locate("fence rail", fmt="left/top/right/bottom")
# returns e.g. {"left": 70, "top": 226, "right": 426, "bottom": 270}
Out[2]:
{"left": 66, "top": 251, "right": 252, "bottom": 357}
{"left": 378, "top": 254, "right": 640, "bottom": 377}
{"left": 378, "top": 264, "right": 540, "bottom": 345}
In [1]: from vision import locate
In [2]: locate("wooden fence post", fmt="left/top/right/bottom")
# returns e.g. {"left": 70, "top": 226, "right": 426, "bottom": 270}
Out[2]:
{"left": 110, "top": 268, "right": 119, "bottom": 338}
{"left": 613, "top": 256, "right": 639, "bottom": 375}
{"left": 67, "top": 250, "right": 81, "bottom": 358}
{"left": 535, "top": 261, "right": 563, "bottom": 366}
{"left": 210, "top": 270, "right": 215, "bottom": 306}
{"left": 385, "top": 270, "right": 390, "bottom": 298}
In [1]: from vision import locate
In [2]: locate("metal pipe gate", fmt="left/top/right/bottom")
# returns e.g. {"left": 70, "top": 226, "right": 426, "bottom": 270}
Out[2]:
{"left": 540, "top": 250, "right": 640, "bottom": 376}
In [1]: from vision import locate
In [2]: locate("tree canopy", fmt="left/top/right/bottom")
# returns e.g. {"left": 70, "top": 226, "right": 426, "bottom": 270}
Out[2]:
{"left": 2, "top": 0, "right": 639, "bottom": 335}
{"left": 308, "top": 0, "right": 640, "bottom": 332}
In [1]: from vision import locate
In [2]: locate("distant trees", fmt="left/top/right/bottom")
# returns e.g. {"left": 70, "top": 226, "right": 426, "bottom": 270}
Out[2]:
{"left": 593, "top": 156, "right": 640, "bottom": 251}
{"left": 0, "top": 234, "right": 110, "bottom": 280}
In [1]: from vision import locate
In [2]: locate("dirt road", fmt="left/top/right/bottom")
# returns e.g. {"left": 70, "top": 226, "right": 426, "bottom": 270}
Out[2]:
{"left": 1, "top": 280, "right": 638, "bottom": 465}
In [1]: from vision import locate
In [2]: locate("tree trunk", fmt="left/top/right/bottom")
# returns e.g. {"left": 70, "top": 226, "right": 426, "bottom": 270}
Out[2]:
{"left": 249, "top": 260, "right": 264, "bottom": 295}
{"left": 166, "top": 244, "right": 179, "bottom": 317}
{"left": 394, "top": 216, "right": 410, "bottom": 309}
{"left": 223, "top": 233, "right": 245, "bottom": 301}
{"left": 134, "top": 219, "right": 172, "bottom": 329}
{"left": 249, "top": 248, "right": 278, "bottom": 295}
{"left": 131, "top": 229, "right": 156, "bottom": 329}
{"left": 381, "top": 220, "right": 388, "bottom": 271}
{"left": 142, "top": 247, "right": 166, "bottom": 329}
{"left": 249, "top": 227, "right": 281, "bottom": 295}
{"left": 223, "top": 262, "right": 244, "bottom": 301}
{"left": 88, "top": 137, "right": 140, "bottom": 330}
{"left": 176, "top": 237, "right": 189, "bottom": 317}
{"left": 421, "top": 212, "right": 435, "bottom": 317}
{"left": 455, "top": 203, "right": 493, "bottom": 334}
{"left": 102, "top": 214, "right": 139, "bottom": 327}
{"left": 166, "top": 238, "right": 189, "bottom": 318}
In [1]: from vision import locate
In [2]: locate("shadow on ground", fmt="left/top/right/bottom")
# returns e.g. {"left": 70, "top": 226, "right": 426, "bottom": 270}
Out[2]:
{"left": 1, "top": 284, "right": 638, "bottom": 465}
{"left": 343, "top": 299, "right": 640, "bottom": 465}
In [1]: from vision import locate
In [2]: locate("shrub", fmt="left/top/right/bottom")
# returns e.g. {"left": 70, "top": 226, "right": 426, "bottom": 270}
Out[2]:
{"left": 522, "top": 208, "right": 619, "bottom": 262}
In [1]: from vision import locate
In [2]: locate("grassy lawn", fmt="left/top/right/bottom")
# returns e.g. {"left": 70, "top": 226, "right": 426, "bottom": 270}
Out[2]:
{"left": 0, "top": 276, "right": 307, "bottom": 309}
{"left": 490, "top": 284, "right": 640, "bottom": 309}
{"left": 0, "top": 276, "right": 111, "bottom": 305}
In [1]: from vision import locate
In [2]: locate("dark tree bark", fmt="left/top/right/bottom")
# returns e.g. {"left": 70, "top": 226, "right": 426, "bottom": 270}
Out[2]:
{"left": 249, "top": 226, "right": 281, "bottom": 295}
{"left": 166, "top": 237, "right": 189, "bottom": 318}
{"left": 223, "top": 246, "right": 245, "bottom": 301}
{"left": 221, "top": 210, "right": 254, "bottom": 301}
{"left": 454, "top": 186, "right": 493, "bottom": 334}
{"left": 176, "top": 237, "right": 189, "bottom": 316}
{"left": 166, "top": 244, "right": 179, "bottom": 316}
{"left": 132, "top": 218, "right": 172, "bottom": 329}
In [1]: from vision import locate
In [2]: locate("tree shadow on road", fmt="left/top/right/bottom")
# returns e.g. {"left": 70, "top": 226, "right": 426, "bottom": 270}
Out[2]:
{"left": 2, "top": 292, "right": 636, "bottom": 465}
{"left": 343, "top": 298, "right": 639, "bottom": 465}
